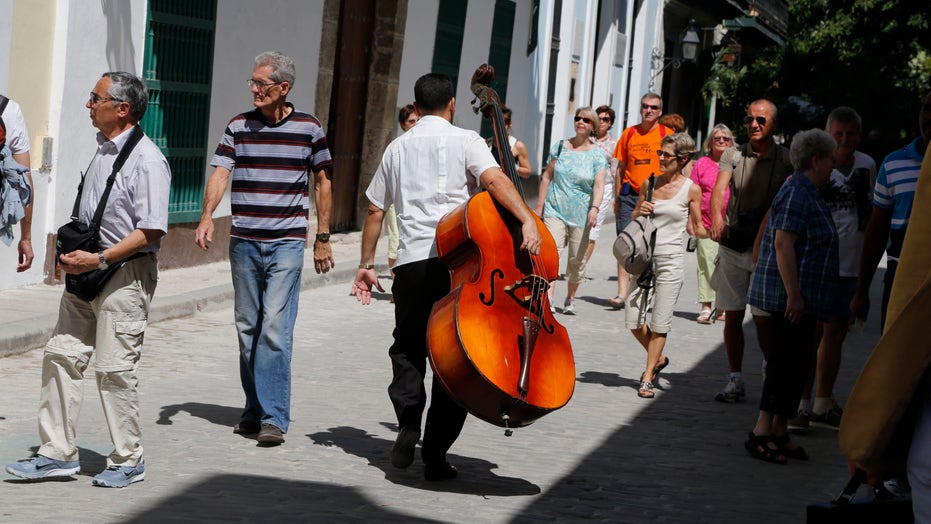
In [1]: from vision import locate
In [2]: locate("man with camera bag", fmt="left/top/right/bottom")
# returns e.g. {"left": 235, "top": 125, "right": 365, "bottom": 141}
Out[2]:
{"left": 5, "top": 72, "right": 170, "bottom": 488}
{"left": 709, "top": 99, "right": 792, "bottom": 403}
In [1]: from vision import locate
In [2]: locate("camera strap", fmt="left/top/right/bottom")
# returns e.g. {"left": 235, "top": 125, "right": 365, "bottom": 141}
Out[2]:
{"left": 70, "top": 126, "right": 145, "bottom": 232}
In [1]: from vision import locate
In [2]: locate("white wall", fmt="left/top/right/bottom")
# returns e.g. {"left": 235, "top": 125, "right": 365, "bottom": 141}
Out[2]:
{"left": 40, "top": 0, "right": 147, "bottom": 276}
{"left": 204, "top": 0, "right": 325, "bottom": 218}
{"left": 623, "top": 0, "right": 663, "bottom": 128}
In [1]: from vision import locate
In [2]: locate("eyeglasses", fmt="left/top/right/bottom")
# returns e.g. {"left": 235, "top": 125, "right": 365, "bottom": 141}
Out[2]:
{"left": 88, "top": 92, "right": 121, "bottom": 105}
{"left": 744, "top": 115, "right": 767, "bottom": 126}
{"left": 599, "top": 116, "right": 612, "bottom": 123}
{"left": 641, "top": 104, "right": 660, "bottom": 111}
{"left": 574, "top": 116, "right": 592, "bottom": 124}
{"left": 713, "top": 136, "right": 733, "bottom": 143}
{"left": 247, "top": 78, "right": 282, "bottom": 90}
{"left": 656, "top": 150, "right": 679, "bottom": 160}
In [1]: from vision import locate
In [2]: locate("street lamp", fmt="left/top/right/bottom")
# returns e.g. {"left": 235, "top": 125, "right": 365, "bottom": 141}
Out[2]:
{"left": 649, "top": 19, "right": 701, "bottom": 91}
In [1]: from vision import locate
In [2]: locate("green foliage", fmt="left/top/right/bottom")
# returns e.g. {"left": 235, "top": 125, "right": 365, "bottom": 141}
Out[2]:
{"left": 701, "top": 48, "right": 747, "bottom": 108}
{"left": 759, "top": 0, "right": 931, "bottom": 151}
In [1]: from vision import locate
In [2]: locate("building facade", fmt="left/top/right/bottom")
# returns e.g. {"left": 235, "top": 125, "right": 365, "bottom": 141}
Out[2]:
{"left": 0, "top": 0, "right": 785, "bottom": 291}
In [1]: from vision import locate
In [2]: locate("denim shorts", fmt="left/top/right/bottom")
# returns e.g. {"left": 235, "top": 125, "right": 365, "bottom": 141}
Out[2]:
{"left": 614, "top": 192, "right": 639, "bottom": 236}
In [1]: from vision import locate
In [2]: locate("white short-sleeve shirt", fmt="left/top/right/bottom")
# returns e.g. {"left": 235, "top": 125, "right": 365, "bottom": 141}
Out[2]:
{"left": 366, "top": 115, "right": 498, "bottom": 267}
{"left": 1, "top": 97, "right": 30, "bottom": 155}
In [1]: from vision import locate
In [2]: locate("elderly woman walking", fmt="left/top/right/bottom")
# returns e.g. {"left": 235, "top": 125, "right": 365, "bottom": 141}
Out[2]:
{"left": 744, "top": 129, "right": 839, "bottom": 463}
{"left": 627, "top": 133, "right": 707, "bottom": 398}
{"left": 535, "top": 106, "right": 607, "bottom": 315}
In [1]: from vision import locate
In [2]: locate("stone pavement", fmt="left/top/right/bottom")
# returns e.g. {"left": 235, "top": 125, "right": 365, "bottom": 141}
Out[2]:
{"left": 0, "top": 226, "right": 886, "bottom": 523}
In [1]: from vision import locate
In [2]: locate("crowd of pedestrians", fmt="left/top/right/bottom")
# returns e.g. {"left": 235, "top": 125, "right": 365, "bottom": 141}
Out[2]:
{"left": 2, "top": 49, "right": 929, "bottom": 521}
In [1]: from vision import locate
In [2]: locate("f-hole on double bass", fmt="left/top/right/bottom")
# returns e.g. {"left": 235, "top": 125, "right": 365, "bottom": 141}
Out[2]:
{"left": 426, "top": 64, "right": 575, "bottom": 436}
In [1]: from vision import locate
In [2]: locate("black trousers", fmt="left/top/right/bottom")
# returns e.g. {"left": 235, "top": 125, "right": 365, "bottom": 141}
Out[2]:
{"left": 388, "top": 258, "right": 467, "bottom": 464}
{"left": 759, "top": 312, "right": 818, "bottom": 418}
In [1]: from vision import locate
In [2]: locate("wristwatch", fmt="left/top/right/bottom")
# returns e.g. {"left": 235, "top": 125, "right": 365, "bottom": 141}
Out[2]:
{"left": 358, "top": 263, "right": 375, "bottom": 270}
{"left": 315, "top": 232, "right": 330, "bottom": 243}
{"left": 98, "top": 251, "right": 109, "bottom": 270}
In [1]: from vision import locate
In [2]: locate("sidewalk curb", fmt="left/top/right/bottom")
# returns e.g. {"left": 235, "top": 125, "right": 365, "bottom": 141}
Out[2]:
{"left": 0, "top": 266, "right": 369, "bottom": 359}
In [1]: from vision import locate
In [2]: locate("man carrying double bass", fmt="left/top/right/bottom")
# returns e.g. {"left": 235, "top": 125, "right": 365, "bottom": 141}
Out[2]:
{"left": 351, "top": 72, "right": 542, "bottom": 481}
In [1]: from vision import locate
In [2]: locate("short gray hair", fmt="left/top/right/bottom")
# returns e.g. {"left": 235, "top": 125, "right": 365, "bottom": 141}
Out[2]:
{"left": 641, "top": 92, "right": 663, "bottom": 109}
{"left": 102, "top": 72, "right": 148, "bottom": 122}
{"left": 661, "top": 132, "right": 697, "bottom": 159}
{"left": 255, "top": 51, "right": 295, "bottom": 86}
{"left": 790, "top": 129, "right": 836, "bottom": 171}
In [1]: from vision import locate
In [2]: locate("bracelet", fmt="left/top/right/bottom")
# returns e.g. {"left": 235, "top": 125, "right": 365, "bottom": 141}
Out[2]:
{"left": 358, "top": 263, "right": 375, "bottom": 270}
{"left": 590, "top": 206, "right": 598, "bottom": 210}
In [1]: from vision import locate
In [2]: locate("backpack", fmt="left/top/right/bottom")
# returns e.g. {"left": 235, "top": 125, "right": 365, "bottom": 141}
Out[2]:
{"left": 613, "top": 174, "right": 657, "bottom": 275}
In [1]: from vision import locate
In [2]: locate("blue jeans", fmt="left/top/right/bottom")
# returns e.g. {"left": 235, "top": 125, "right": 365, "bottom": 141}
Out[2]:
{"left": 229, "top": 237, "right": 304, "bottom": 432}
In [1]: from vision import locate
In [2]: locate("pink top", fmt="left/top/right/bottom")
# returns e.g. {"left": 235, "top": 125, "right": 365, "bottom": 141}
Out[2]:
{"left": 689, "top": 155, "right": 729, "bottom": 229}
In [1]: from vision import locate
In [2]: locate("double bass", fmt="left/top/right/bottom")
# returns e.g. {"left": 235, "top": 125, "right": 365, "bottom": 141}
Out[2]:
{"left": 426, "top": 64, "right": 575, "bottom": 434}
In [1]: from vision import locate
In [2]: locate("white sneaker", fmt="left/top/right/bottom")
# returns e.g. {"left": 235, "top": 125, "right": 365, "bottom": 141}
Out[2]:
{"left": 714, "top": 378, "right": 746, "bottom": 403}
{"left": 563, "top": 298, "right": 576, "bottom": 315}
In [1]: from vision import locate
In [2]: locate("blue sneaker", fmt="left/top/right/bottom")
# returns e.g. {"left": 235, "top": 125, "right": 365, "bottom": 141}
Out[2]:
{"left": 92, "top": 459, "right": 145, "bottom": 488}
{"left": 5, "top": 455, "right": 80, "bottom": 479}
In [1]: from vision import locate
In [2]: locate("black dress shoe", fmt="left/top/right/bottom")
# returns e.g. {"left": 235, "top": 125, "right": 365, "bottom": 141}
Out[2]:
{"left": 233, "top": 420, "right": 261, "bottom": 434}
{"left": 424, "top": 462, "right": 457, "bottom": 481}
{"left": 390, "top": 427, "right": 420, "bottom": 469}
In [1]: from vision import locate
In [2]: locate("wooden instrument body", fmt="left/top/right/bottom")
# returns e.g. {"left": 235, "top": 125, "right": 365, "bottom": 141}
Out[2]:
{"left": 427, "top": 191, "right": 575, "bottom": 428}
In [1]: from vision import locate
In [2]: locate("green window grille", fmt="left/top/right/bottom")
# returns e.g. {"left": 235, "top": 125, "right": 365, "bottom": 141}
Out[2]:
{"left": 480, "top": 0, "right": 516, "bottom": 138}
{"left": 140, "top": 0, "right": 217, "bottom": 223}
{"left": 431, "top": 0, "right": 468, "bottom": 90}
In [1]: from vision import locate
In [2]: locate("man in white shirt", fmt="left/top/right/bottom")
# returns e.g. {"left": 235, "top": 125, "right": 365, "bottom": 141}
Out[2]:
{"left": 351, "top": 73, "right": 541, "bottom": 481}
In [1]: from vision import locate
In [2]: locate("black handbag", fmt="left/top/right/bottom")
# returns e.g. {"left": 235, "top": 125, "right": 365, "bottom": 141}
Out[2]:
{"left": 56, "top": 126, "right": 144, "bottom": 301}
{"left": 806, "top": 470, "right": 913, "bottom": 523}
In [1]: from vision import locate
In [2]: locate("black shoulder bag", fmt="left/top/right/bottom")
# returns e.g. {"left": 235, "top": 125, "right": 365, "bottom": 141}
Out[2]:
{"left": 56, "top": 126, "right": 145, "bottom": 301}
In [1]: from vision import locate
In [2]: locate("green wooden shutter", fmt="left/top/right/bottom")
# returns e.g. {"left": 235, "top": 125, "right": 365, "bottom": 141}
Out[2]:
{"left": 432, "top": 0, "right": 468, "bottom": 89}
{"left": 140, "top": 0, "right": 217, "bottom": 224}
{"left": 480, "top": 0, "right": 516, "bottom": 138}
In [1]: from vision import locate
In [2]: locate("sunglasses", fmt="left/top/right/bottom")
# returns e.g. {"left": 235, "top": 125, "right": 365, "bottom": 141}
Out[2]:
{"left": 599, "top": 116, "right": 612, "bottom": 123}
{"left": 574, "top": 116, "right": 592, "bottom": 124}
{"left": 713, "top": 136, "right": 733, "bottom": 143}
{"left": 744, "top": 115, "right": 767, "bottom": 126}
{"left": 656, "top": 150, "right": 679, "bottom": 160}
{"left": 641, "top": 104, "right": 660, "bottom": 111}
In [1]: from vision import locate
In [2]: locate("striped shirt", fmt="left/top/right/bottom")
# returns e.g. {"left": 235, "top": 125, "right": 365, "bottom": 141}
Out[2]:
{"left": 211, "top": 105, "right": 332, "bottom": 241}
{"left": 873, "top": 137, "right": 923, "bottom": 261}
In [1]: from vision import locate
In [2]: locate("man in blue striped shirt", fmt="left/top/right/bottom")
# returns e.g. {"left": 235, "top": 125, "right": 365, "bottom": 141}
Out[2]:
{"left": 852, "top": 91, "right": 931, "bottom": 331}
{"left": 196, "top": 51, "right": 334, "bottom": 446}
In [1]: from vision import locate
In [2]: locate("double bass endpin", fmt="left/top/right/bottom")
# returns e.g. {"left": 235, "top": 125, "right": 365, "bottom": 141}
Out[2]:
{"left": 502, "top": 414, "right": 513, "bottom": 437}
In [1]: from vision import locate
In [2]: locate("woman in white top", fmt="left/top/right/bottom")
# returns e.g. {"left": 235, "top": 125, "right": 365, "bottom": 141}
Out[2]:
{"left": 626, "top": 133, "right": 708, "bottom": 398}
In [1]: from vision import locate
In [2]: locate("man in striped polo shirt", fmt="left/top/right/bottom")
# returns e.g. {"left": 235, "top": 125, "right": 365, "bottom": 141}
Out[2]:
{"left": 852, "top": 90, "right": 931, "bottom": 332}
{"left": 195, "top": 51, "right": 334, "bottom": 446}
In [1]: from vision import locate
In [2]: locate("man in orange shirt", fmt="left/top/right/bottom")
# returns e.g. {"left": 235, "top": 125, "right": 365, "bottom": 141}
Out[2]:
{"left": 609, "top": 92, "right": 673, "bottom": 308}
